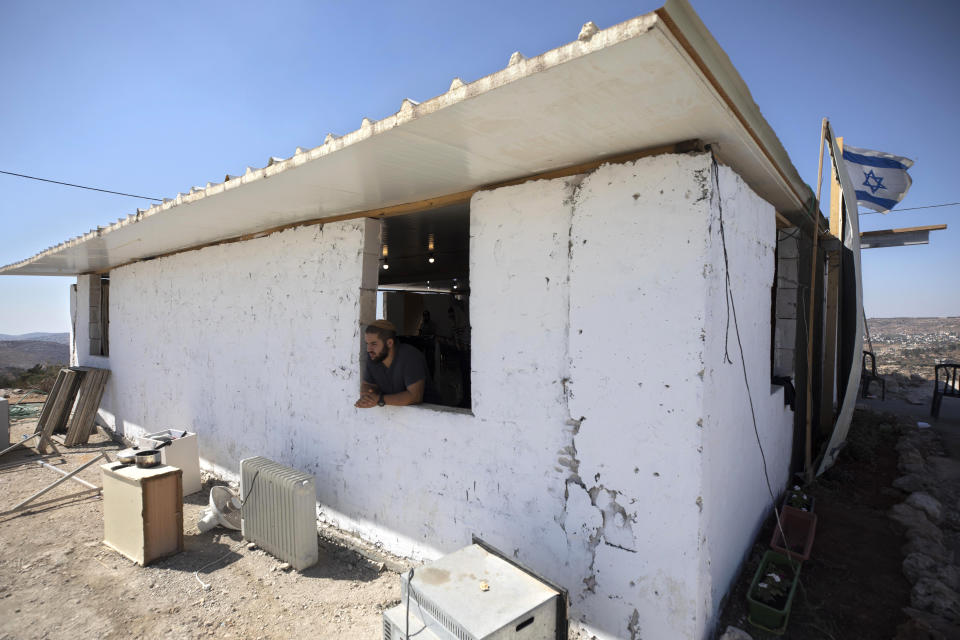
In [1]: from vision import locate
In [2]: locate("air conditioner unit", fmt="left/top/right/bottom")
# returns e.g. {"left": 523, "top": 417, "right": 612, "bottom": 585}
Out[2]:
{"left": 383, "top": 540, "right": 566, "bottom": 640}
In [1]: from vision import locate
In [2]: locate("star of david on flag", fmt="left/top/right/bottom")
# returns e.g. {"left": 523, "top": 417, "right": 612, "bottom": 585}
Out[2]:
{"left": 841, "top": 145, "right": 914, "bottom": 213}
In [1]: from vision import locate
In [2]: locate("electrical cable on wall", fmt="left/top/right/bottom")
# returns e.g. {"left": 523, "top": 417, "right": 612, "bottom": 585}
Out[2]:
{"left": 708, "top": 148, "right": 793, "bottom": 562}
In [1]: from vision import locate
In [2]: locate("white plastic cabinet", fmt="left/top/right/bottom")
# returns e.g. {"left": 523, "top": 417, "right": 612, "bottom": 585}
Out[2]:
{"left": 137, "top": 429, "right": 201, "bottom": 496}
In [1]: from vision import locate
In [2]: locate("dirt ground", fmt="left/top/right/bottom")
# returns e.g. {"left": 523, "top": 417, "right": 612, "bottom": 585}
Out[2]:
{"left": 0, "top": 416, "right": 402, "bottom": 640}
{"left": 0, "top": 392, "right": 947, "bottom": 639}
{"left": 717, "top": 408, "right": 915, "bottom": 638}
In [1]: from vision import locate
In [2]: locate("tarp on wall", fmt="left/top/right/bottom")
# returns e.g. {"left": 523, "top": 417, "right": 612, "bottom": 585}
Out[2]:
{"left": 817, "top": 127, "right": 864, "bottom": 476}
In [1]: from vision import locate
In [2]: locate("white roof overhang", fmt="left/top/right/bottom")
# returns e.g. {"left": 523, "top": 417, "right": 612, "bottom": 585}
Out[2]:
{"left": 860, "top": 224, "right": 947, "bottom": 249}
{"left": 2, "top": 0, "right": 815, "bottom": 277}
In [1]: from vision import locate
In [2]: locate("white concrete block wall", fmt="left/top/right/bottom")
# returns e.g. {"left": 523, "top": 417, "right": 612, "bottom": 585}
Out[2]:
{"left": 774, "top": 230, "right": 800, "bottom": 377}
{"left": 76, "top": 152, "right": 794, "bottom": 640}
{"left": 698, "top": 165, "right": 794, "bottom": 634}
{"left": 468, "top": 177, "right": 581, "bottom": 583}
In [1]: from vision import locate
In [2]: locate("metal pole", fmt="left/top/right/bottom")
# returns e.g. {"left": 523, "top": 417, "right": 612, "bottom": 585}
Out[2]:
{"left": 37, "top": 460, "right": 101, "bottom": 491}
{"left": 0, "top": 433, "right": 41, "bottom": 458}
{"left": 0, "top": 454, "right": 59, "bottom": 472}
{"left": 8, "top": 452, "right": 105, "bottom": 512}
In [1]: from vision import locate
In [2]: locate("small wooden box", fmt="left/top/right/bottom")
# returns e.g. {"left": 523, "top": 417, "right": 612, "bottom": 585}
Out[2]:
{"left": 101, "top": 462, "right": 183, "bottom": 566}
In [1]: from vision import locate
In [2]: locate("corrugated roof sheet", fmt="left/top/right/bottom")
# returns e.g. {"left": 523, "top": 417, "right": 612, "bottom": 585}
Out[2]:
{"left": 1, "top": 0, "right": 814, "bottom": 276}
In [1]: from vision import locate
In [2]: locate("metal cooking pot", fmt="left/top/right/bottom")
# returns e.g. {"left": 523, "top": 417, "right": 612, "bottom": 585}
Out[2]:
{"left": 116, "top": 447, "right": 140, "bottom": 464}
{"left": 134, "top": 440, "right": 172, "bottom": 468}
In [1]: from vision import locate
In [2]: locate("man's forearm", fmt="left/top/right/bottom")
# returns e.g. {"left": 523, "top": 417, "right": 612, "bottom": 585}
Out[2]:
{"left": 382, "top": 390, "right": 420, "bottom": 406}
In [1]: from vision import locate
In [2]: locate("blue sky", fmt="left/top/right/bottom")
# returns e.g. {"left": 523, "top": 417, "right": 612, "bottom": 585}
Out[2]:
{"left": 1, "top": 0, "right": 958, "bottom": 334}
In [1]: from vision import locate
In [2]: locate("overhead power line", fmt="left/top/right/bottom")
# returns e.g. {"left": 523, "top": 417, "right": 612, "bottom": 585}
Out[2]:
{"left": 0, "top": 169, "right": 163, "bottom": 201}
{"left": 860, "top": 201, "right": 960, "bottom": 215}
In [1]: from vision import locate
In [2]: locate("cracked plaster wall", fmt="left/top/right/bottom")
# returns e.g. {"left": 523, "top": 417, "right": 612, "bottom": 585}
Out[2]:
{"left": 567, "top": 154, "right": 712, "bottom": 639}
{"left": 75, "top": 152, "right": 793, "bottom": 640}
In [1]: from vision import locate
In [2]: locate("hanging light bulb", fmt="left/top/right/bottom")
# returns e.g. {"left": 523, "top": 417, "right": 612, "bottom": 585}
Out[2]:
{"left": 426, "top": 233, "right": 436, "bottom": 264}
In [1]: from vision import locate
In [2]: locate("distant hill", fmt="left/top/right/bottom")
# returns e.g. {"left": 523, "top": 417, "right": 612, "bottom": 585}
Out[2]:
{"left": 0, "top": 340, "right": 69, "bottom": 371}
{"left": 0, "top": 332, "right": 69, "bottom": 344}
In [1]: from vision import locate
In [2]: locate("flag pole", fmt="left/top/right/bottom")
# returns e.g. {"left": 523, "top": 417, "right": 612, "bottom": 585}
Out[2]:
{"left": 804, "top": 118, "right": 828, "bottom": 483}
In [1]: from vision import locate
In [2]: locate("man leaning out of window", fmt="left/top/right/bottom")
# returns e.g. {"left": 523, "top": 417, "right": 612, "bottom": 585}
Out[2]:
{"left": 355, "top": 319, "right": 436, "bottom": 408}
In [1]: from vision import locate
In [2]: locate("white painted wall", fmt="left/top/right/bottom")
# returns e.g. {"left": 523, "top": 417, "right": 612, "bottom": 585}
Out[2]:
{"left": 698, "top": 165, "right": 794, "bottom": 636}
{"left": 77, "top": 152, "right": 794, "bottom": 640}
{"left": 567, "top": 155, "right": 711, "bottom": 639}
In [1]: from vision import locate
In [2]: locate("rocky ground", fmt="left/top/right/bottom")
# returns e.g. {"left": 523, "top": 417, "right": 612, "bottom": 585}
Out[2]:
{"left": 716, "top": 362, "right": 960, "bottom": 639}
{"left": 0, "top": 416, "right": 404, "bottom": 640}
{"left": 887, "top": 424, "right": 960, "bottom": 637}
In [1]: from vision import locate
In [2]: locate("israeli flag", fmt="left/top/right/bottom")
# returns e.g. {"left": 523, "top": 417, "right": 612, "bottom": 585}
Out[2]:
{"left": 842, "top": 145, "right": 914, "bottom": 213}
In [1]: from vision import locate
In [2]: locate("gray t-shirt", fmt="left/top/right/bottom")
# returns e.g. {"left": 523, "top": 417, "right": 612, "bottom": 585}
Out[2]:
{"left": 364, "top": 343, "right": 434, "bottom": 398}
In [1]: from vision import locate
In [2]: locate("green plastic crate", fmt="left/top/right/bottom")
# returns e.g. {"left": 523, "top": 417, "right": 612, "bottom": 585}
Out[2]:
{"left": 747, "top": 550, "right": 802, "bottom": 634}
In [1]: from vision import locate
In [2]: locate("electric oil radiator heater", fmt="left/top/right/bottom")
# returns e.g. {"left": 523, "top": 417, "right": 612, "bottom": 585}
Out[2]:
{"left": 239, "top": 456, "right": 318, "bottom": 571}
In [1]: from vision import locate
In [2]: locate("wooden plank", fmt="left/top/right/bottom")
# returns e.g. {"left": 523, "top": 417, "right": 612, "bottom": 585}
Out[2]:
{"left": 63, "top": 368, "right": 94, "bottom": 446}
{"left": 35, "top": 369, "right": 81, "bottom": 453}
{"left": 479, "top": 140, "right": 704, "bottom": 191}
{"left": 65, "top": 368, "right": 110, "bottom": 446}
{"left": 78, "top": 369, "right": 108, "bottom": 442}
{"left": 47, "top": 369, "right": 83, "bottom": 439}
{"left": 76, "top": 369, "right": 110, "bottom": 443}
{"left": 819, "top": 250, "right": 841, "bottom": 436}
{"left": 829, "top": 137, "right": 844, "bottom": 238}
{"left": 34, "top": 369, "right": 68, "bottom": 442}
{"left": 67, "top": 369, "right": 99, "bottom": 445}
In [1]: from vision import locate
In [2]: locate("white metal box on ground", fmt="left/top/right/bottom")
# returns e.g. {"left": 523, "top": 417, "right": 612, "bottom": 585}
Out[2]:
{"left": 240, "top": 456, "right": 318, "bottom": 571}
{"left": 383, "top": 605, "right": 444, "bottom": 640}
{"left": 101, "top": 462, "right": 183, "bottom": 566}
{"left": 137, "top": 429, "right": 201, "bottom": 496}
{"left": 383, "top": 543, "right": 562, "bottom": 640}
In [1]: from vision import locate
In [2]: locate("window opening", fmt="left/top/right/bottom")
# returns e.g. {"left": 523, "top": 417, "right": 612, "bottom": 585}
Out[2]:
{"left": 376, "top": 204, "right": 470, "bottom": 409}
{"left": 88, "top": 273, "right": 109, "bottom": 357}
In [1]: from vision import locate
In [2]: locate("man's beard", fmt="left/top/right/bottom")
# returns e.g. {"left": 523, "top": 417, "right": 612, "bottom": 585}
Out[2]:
{"left": 371, "top": 347, "right": 390, "bottom": 363}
